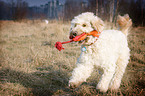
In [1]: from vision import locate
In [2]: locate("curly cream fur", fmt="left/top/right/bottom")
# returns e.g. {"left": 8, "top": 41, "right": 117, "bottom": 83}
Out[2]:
{"left": 69, "top": 12, "right": 132, "bottom": 92}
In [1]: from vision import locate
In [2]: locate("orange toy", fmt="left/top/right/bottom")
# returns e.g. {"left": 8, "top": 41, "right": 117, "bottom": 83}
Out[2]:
{"left": 55, "top": 30, "right": 100, "bottom": 51}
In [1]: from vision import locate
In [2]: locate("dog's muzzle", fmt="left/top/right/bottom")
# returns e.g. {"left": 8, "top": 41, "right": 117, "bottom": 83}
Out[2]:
{"left": 69, "top": 31, "right": 87, "bottom": 44}
{"left": 69, "top": 31, "right": 78, "bottom": 39}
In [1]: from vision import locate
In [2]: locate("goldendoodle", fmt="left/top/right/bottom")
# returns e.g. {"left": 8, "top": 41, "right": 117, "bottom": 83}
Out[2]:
{"left": 68, "top": 12, "right": 132, "bottom": 92}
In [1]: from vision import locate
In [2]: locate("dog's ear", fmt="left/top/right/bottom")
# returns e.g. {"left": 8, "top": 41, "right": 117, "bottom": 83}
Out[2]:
{"left": 91, "top": 17, "right": 104, "bottom": 32}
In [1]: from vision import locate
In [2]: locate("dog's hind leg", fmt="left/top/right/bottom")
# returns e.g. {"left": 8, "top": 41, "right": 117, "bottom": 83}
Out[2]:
{"left": 96, "top": 66, "right": 116, "bottom": 92}
{"left": 109, "top": 49, "right": 130, "bottom": 90}
{"left": 69, "top": 63, "right": 94, "bottom": 88}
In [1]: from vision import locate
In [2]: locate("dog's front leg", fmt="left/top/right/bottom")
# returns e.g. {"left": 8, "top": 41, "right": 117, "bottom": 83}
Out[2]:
{"left": 69, "top": 63, "right": 93, "bottom": 88}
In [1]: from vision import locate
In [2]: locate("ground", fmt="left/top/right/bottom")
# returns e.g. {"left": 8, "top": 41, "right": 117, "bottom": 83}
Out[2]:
{"left": 0, "top": 20, "right": 144, "bottom": 96}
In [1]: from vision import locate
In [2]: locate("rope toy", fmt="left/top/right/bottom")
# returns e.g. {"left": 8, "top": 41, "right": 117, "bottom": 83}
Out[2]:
{"left": 55, "top": 30, "right": 100, "bottom": 51}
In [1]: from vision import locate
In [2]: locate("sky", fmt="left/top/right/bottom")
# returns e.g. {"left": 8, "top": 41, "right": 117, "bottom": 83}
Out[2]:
{"left": 1, "top": 0, "right": 143, "bottom": 7}
{"left": 0, "top": 0, "right": 66, "bottom": 6}
{"left": 24, "top": 0, "right": 66, "bottom": 6}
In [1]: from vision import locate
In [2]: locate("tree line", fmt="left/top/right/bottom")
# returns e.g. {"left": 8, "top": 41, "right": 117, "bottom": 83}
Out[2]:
{"left": 0, "top": 0, "right": 144, "bottom": 26}
{"left": 0, "top": 0, "right": 28, "bottom": 21}
{"left": 64, "top": 0, "right": 145, "bottom": 26}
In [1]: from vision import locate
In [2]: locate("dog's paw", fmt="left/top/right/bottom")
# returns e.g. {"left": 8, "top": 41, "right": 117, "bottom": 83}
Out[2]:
{"left": 109, "top": 82, "right": 120, "bottom": 90}
{"left": 69, "top": 82, "right": 82, "bottom": 89}
{"left": 96, "top": 84, "right": 108, "bottom": 92}
{"left": 69, "top": 82, "right": 77, "bottom": 89}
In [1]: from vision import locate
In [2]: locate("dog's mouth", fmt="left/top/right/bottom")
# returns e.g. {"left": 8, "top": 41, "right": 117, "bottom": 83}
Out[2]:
{"left": 78, "top": 38, "right": 87, "bottom": 44}
{"left": 69, "top": 30, "right": 101, "bottom": 46}
{"left": 69, "top": 31, "right": 88, "bottom": 44}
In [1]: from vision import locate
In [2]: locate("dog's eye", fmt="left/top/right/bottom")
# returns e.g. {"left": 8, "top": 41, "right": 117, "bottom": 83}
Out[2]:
{"left": 74, "top": 24, "right": 77, "bottom": 27}
{"left": 82, "top": 24, "right": 86, "bottom": 27}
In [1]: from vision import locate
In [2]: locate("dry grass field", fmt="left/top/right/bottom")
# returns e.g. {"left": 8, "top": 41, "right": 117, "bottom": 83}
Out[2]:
{"left": 0, "top": 20, "right": 144, "bottom": 96}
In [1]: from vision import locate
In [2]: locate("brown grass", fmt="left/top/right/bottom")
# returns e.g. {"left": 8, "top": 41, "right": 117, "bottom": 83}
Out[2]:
{"left": 0, "top": 20, "right": 144, "bottom": 96}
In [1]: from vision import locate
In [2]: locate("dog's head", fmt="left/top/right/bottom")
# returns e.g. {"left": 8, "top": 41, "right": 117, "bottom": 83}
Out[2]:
{"left": 69, "top": 12, "right": 104, "bottom": 45}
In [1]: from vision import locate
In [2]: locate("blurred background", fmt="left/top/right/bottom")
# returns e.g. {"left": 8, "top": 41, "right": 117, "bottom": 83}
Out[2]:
{"left": 0, "top": 0, "right": 144, "bottom": 26}
{"left": 0, "top": 0, "right": 144, "bottom": 96}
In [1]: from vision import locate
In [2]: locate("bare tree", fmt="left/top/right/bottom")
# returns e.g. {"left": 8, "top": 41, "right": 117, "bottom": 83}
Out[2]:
{"left": 96, "top": 0, "right": 98, "bottom": 15}
{"left": 13, "top": 0, "right": 28, "bottom": 21}
{"left": 88, "top": 0, "right": 96, "bottom": 14}
{"left": 112, "top": 0, "right": 119, "bottom": 23}
{"left": 64, "top": 0, "right": 82, "bottom": 20}
{"left": 109, "top": 0, "right": 114, "bottom": 22}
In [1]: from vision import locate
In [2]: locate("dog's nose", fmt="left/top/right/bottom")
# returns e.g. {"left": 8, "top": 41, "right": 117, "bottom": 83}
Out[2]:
{"left": 69, "top": 31, "right": 78, "bottom": 39}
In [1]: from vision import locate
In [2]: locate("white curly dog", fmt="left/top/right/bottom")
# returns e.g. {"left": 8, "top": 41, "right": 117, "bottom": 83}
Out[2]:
{"left": 68, "top": 12, "right": 132, "bottom": 92}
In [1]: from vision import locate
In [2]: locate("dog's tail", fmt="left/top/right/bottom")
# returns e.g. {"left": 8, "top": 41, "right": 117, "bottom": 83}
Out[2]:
{"left": 117, "top": 14, "right": 132, "bottom": 36}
